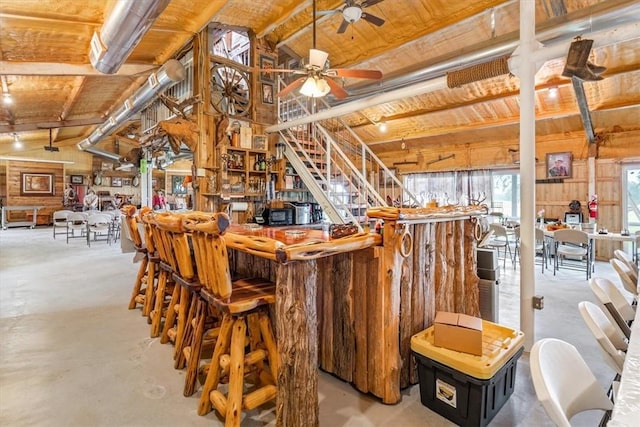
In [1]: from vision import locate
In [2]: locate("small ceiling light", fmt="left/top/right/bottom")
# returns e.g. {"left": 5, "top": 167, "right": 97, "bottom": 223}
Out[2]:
{"left": 377, "top": 121, "right": 388, "bottom": 133}
{"left": 2, "top": 93, "right": 12, "bottom": 105}
{"left": 300, "top": 76, "right": 331, "bottom": 98}
{"left": 548, "top": 87, "right": 558, "bottom": 98}
{"left": 13, "top": 133, "right": 22, "bottom": 149}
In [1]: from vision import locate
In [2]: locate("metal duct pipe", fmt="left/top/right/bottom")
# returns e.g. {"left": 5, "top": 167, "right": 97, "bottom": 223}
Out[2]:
{"left": 338, "top": 0, "right": 640, "bottom": 99}
{"left": 90, "top": 0, "right": 171, "bottom": 74}
{"left": 267, "top": 1, "right": 640, "bottom": 133}
{"left": 78, "top": 59, "right": 185, "bottom": 151}
{"left": 83, "top": 146, "right": 123, "bottom": 162}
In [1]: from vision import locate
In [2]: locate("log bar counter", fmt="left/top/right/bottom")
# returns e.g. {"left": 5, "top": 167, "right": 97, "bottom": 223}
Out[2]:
{"left": 224, "top": 204, "right": 486, "bottom": 427}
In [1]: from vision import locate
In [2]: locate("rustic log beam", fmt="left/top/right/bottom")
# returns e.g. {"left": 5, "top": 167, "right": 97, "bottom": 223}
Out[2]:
{"left": 275, "top": 233, "right": 382, "bottom": 262}
{"left": 367, "top": 205, "right": 488, "bottom": 220}
{"left": 275, "top": 261, "right": 318, "bottom": 427}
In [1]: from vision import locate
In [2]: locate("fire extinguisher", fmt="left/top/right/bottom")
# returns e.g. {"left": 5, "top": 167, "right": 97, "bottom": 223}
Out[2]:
{"left": 588, "top": 195, "right": 598, "bottom": 219}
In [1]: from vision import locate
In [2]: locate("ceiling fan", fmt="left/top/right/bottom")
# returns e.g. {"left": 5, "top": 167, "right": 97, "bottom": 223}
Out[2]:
{"left": 264, "top": 0, "right": 383, "bottom": 99}
{"left": 318, "top": 0, "right": 386, "bottom": 34}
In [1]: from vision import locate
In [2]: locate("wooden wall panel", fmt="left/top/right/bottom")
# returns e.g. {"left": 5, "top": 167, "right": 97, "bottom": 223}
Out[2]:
{"left": 5, "top": 160, "right": 65, "bottom": 223}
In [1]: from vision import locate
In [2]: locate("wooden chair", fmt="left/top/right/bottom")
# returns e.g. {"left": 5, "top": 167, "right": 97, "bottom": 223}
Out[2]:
{"left": 121, "top": 205, "right": 150, "bottom": 312}
{"left": 184, "top": 213, "right": 278, "bottom": 426}
{"left": 167, "top": 212, "right": 224, "bottom": 396}
{"left": 147, "top": 212, "right": 178, "bottom": 338}
{"left": 139, "top": 207, "right": 160, "bottom": 319}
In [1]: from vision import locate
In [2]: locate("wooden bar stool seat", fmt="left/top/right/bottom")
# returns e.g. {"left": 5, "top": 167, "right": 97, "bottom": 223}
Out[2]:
{"left": 138, "top": 207, "right": 159, "bottom": 319}
{"left": 121, "top": 205, "right": 149, "bottom": 311}
{"left": 145, "top": 211, "right": 178, "bottom": 337}
{"left": 158, "top": 212, "right": 223, "bottom": 397}
{"left": 184, "top": 213, "right": 279, "bottom": 427}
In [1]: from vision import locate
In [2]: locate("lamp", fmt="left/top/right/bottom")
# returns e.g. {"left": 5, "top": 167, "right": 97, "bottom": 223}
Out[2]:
{"left": 2, "top": 93, "right": 12, "bottom": 105}
{"left": 548, "top": 87, "right": 558, "bottom": 98}
{"left": 13, "top": 133, "right": 22, "bottom": 149}
{"left": 300, "top": 76, "right": 331, "bottom": 98}
{"left": 377, "top": 121, "right": 388, "bottom": 133}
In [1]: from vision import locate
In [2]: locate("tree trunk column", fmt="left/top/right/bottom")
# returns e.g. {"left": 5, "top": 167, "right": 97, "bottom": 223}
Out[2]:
{"left": 275, "top": 261, "right": 319, "bottom": 427}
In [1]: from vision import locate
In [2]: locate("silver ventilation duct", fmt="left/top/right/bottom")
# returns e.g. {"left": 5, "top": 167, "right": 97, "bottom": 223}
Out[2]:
{"left": 90, "top": 0, "right": 171, "bottom": 74}
{"left": 83, "top": 146, "right": 122, "bottom": 162}
{"left": 338, "top": 0, "right": 640, "bottom": 100}
{"left": 78, "top": 59, "right": 186, "bottom": 152}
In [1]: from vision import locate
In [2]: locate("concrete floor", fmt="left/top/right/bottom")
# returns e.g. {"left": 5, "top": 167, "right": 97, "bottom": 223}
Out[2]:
{"left": 0, "top": 226, "right": 622, "bottom": 426}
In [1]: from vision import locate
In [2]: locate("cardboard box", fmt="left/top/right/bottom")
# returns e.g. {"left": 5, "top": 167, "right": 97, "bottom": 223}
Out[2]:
{"left": 433, "top": 311, "right": 483, "bottom": 356}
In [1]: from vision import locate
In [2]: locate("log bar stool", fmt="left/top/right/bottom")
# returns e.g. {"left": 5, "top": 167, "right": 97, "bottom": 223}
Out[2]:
{"left": 139, "top": 208, "right": 161, "bottom": 320}
{"left": 184, "top": 213, "right": 279, "bottom": 427}
{"left": 147, "top": 212, "right": 178, "bottom": 338}
{"left": 121, "top": 205, "right": 149, "bottom": 311}
{"left": 172, "top": 212, "right": 224, "bottom": 396}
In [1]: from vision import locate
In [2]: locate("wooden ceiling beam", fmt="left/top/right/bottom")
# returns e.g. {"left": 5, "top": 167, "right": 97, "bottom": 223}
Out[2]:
{"left": 0, "top": 61, "right": 159, "bottom": 77}
{"left": 0, "top": 117, "right": 105, "bottom": 134}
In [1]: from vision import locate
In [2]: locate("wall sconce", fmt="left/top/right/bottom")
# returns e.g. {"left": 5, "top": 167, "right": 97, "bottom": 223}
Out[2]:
{"left": 508, "top": 148, "right": 520, "bottom": 164}
{"left": 13, "top": 133, "right": 23, "bottom": 149}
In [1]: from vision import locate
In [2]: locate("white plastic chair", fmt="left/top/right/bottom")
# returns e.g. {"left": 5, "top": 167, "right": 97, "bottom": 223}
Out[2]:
{"left": 66, "top": 212, "right": 88, "bottom": 243}
{"left": 610, "top": 258, "right": 638, "bottom": 298}
{"left": 614, "top": 249, "right": 638, "bottom": 282}
{"left": 578, "top": 301, "right": 627, "bottom": 375}
{"left": 52, "top": 209, "right": 73, "bottom": 239}
{"left": 486, "top": 223, "right": 513, "bottom": 269}
{"left": 87, "top": 214, "right": 112, "bottom": 246}
{"left": 530, "top": 338, "right": 613, "bottom": 427}
{"left": 553, "top": 229, "right": 592, "bottom": 279}
{"left": 590, "top": 276, "right": 635, "bottom": 339}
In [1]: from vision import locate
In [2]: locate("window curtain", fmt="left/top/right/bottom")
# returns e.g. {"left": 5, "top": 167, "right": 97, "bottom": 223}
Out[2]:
{"left": 404, "top": 170, "right": 493, "bottom": 207}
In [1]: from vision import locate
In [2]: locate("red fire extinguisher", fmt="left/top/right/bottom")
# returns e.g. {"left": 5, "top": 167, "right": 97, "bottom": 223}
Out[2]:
{"left": 588, "top": 195, "right": 598, "bottom": 219}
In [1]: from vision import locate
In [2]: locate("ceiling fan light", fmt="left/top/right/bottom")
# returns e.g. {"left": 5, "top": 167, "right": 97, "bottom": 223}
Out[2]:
{"left": 300, "top": 77, "right": 331, "bottom": 98}
{"left": 343, "top": 6, "right": 362, "bottom": 23}
{"left": 308, "top": 49, "right": 329, "bottom": 69}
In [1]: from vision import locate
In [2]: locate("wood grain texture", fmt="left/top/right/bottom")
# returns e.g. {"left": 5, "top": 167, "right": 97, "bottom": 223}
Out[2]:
{"left": 275, "top": 261, "right": 318, "bottom": 427}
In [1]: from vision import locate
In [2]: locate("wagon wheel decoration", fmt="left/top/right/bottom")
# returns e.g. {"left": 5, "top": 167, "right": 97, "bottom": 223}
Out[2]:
{"left": 210, "top": 63, "right": 252, "bottom": 118}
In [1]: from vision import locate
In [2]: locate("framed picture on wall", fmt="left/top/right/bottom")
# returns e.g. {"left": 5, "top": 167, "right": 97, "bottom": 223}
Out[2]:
{"left": 21, "top": 173, "right": 54, "bottom": 196}
{"left": 259, "top": 55, "right": 275, "bottom": 83}
{"left": 70, "top": 175, "right": 83, "bottom": 184}
{"left": 546, "top": 152, "right": 572, "bottom": 179}
{"left": 111, "top": 177, "right": 122, "bottom": 187}
{"left": 122, "top": 178, "right": 132, "bottom": 186}
{"left": 262, "top": 83, "right": 274, "bottom": 104}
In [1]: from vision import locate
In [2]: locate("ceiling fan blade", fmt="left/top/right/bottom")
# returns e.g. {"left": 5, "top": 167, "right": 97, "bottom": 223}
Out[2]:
{"left": 325, "top": 78, "right": 349, "bottom": 99}
{"left": 278, "top": 77, "right": 306, "bottom": 98}
{"left": 327, "top": 69, "right": 383, "bottom": 79}
{"left": 362, "top": 0, "right": 385, "bottom": 8}
{"left": 337, "top": 19, "right": 350, "bottom": 34}
{"left": 361, "top": 13, "right": 385, "bottom": 26}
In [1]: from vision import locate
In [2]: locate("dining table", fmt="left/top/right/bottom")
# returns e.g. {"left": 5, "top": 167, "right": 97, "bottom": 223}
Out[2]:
{"left": 608, "top": 300, "right": 640, "bottom": 426}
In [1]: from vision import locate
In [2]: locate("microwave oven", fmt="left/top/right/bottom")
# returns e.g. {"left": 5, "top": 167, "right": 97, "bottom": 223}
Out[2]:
{"left": 262, "top": 208, "right": 294, "bottom": 226}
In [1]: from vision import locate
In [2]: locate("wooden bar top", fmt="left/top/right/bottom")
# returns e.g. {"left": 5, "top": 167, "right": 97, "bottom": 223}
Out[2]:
{"left": 225, "top": 224, "right": 382, "bottom": 263}
{"left": 367, "top": 204, "right": 487, "bottom": 221}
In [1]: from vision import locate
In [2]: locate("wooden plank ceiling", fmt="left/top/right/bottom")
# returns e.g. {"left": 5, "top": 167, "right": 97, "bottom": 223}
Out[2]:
{"left": 0, "top": 0, "right": 638, "bottom": 157}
